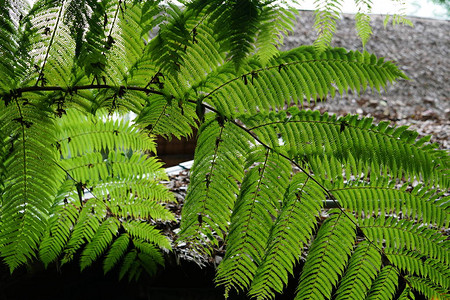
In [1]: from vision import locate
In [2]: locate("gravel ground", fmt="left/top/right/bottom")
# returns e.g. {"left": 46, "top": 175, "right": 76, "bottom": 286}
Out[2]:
{"left": 284, "top": 11, "right": 449, "bottom": 149}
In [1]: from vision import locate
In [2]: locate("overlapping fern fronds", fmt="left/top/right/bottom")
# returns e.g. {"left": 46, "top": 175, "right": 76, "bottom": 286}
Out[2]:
{"left": 180, "top": 105, "right": 449, "bottom": 298}
{"left": 39, "top": 109, "right": 173, "bottom": 279}
{"left": 0, "top": 0, "right": 448, "bottom": 298}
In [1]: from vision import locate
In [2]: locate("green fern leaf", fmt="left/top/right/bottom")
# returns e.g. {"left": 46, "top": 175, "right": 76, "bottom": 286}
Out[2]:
{"left": 146, "top": 3, "right": 193, "bottom": 75}
{"left": 249, "top": 173, "right": 324, "bottom": 299}
{"left": 313, "top": 0, "right": 343, "bottom": 51}
{"left": 135, "top": 95, "right": 197, "bottom": 139}
{"left": 334, "top": 241, "right": 382, "bottom": 300}
{"left": 39, "top": 181, "right": 80, "bottom": 266}
{"left": 0, "top": 0, "right": 32, "bottom": 92}
{"left": 255, "top": 5, "right": 297, "bottom": 65}
{"left": 119, "top": 249, "right": 137, "bottom": 280}
{"left": 122, "top": 220, "right": 171, "bottom": 250}
{"left": 103, "top": 233, "right": 130, "bottom": 274}
{"left": 331, "top": 181, "right": 449, "bottom": 228}
{"left": 179, "top": 116, "right": 250, "bottom": 252}
{"left": 407, "top": 276, "right": 450, "bottom": 300}
{"left": 397, "top": 286, "right": 415, "bottom": 300}
{"left": 295, "top": 210, "right": 356, "bottom": 300}
{"left": 80, "top": 218, "right": 119, "bottom": 271}
{"left": 56, "top": 110, "right": 156, "bottom": 157}
{"left": 360, "top": 217, "right": 449, "bottom": 266}
{"left": 241, "top": 109, "right": 448, "bottom": 188}
{"left": 0, "top": 104, "right": 63, "bottom": 271}
{"left": 386, "top": 249, "right": 450, "bottom": 290}
{"left": 355, "top": 12, "right": 372, "bottom": 48}
{"left": 365, "top": 266, "right": 399, "bottom": 300}
{"left": 199, "top": 46, "right": 407, "bottom": 116}
{"left": 61, "top": 200, "right": 103, "bottom": 265}
{"left": 216, "top": 147, "right": 292, "bottom": 294}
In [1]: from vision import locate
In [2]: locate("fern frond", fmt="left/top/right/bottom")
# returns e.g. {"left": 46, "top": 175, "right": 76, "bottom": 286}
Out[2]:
{"left": 80, "top": 217, "right": 119, "bottom": 270}
{"left": 47, "top": 107, "right": 172, "bottom": 277}
{"left": 334, "top": 241, "right": 382, "bottom": 300}
{"left": 397, "top": 286, "right": 415, "bottom": 300}
{"left": 0, "top": 0, "right": 32, "bottom": 92}
{"left": 216, "top": 147, "right": 292, "bottom": 294}
{"left": 60, "top": 152, "right": 165, "bottom": 185}
{"left": 295, "top": 210, "right": 356, "bottom": 300}
{"left": 383, "top": 0, "right": 414, "bottom": 28}
{"left": 96, "top": 178, "right": 174, "bottom": 204}
{"left": 102, "top": 180, "right": 175, "bottom": 221}
{"left": 407, "top": 276, "right": 450, "bottom": 300}
{"left": 122, "top": 220, "right": 171, "bottom": 250}
{"left": 39, "top": 180, "right": 80, "bottom": 266}
{"left": 119, "top": 249, "right": 138, "bottom": 280}
{"left": 72, "top": 0, "right": 119, "bottom": 82}
{"left": 102, "top": 2, "right": 149, "bottom": 86}
{"left": 179, "top": 117, "right": 250, "bottom": 252}
{"left": 360, "top": 217, "right": 449, "bottom": 265}
{"left": 56, "top": 110, "right": 156, "bottom": 157}
{"left": 241, "top": 109, "right": 448, "bottom": 188}
{"left": 25, "top": 0, "right": 75, "bottom": 86}
{"left": 132, "top": 238, "right": 165, "bottom": 276}
{"left": 386, "top": 249, "right": 450, "bottom": 291}
{"left": 199, "top": 46, "right": 407, "bottom": 116}
{"left": 0, "top": 103, "right": 63, "bottom": 271}
{"left": 146, "top": 3, "right": 193, "bottom": 75}
{"left": 61, "top": 199, "right": 103, "bottom": 265}
{"left": 354, "top": 0, "right": 373, "bottom": 47}
{"left": 366, "top": 266, "right": 399, "bottom": 300}
{"left": 313, "top": 0, "right": 343, "bottom": 51}
{"left": 249, "top": 173, "right": 324, "bottom": 300}
{"left": 330, "top": 181, "right": 449, "bottom": 228}
{"left": 135, "top": 95, "right": 197, "bottom": 138}
{"left": 103, "top": 233, "right": 129, "bottom": 274}
{"left": 255, "top": 4, "right": 297, "bottom": 65}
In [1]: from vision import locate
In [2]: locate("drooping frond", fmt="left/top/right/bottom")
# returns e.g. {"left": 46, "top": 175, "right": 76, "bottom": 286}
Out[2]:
{"left": 354, "top": 0, "right": 373, "bottom": 47}
{"left": 39, "top": 180, "right": 80, "bottom": 265}
{"left": 295, "top": 210, "right": 356, "bottom": 300}
{"left": 197, "top": 46, "right": 407, "bottom": 116}
{"left": 334, "top": 241, "right": 382, "bottom": 300}
{"left": 55, "top": 109, "right": 156, "bottom": 156}
{"left": 80, "top": 217, "right": 120, "bottom": 270}
{"left": 365, "top": 266, "right": 399, "bottom": 300}
{"left": 216, "top": 147, "right": 292, "bottom": 295}
{"left": 135, "top": 94, "right": 197, "bottom": 138}
{"left": 25, "top": 0, "right": 75, "bottom": 87}
{"left": 398, "top": 286, "right": 415, "bottom": 300}
{"left": 152, "top": 0, "right": 298, "bottom": 72}
{"left": 179, "top": 116, "right": 250, "bottom": 252}
{"left": 383, "top": 0, "right": 414, "bottom": 28}
{"left": 103, "top": 233, "right": 129, "bottom": 274}
{"left": 1, "top": 1, "right": 448, "bottom": 298}
{"left": 0, "top": 102, "right": 63, "bottom": 271}
{"left": 146, "top": 3, "right": 194, "bottom": 75}
{"left": 313, "top": 0, "right": 343, "bottom": 51}
{"left": 254, "top": 3, "right": 297, "bottom": 64}
{"left": 249, "top": 173, "right": 324, "bottom": 300}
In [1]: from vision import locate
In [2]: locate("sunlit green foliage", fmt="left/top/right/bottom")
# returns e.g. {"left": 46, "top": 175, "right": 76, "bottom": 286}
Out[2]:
{"left": 0, "top": 0, "right": 448, "bottom": 298}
